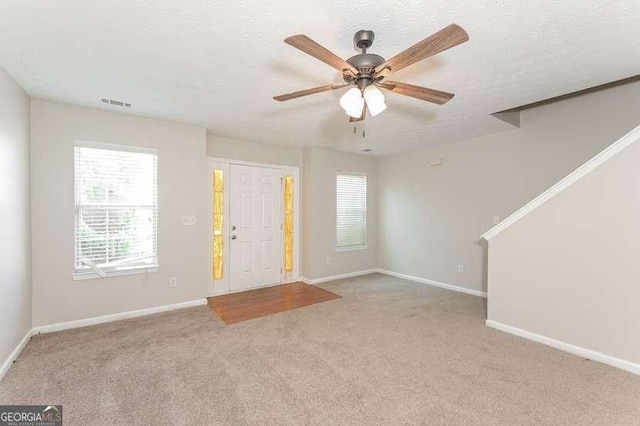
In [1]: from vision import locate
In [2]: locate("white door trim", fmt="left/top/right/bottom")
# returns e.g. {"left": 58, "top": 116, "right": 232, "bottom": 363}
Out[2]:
{"left": 207, "top": 158, "right": 300, "bottom": 296}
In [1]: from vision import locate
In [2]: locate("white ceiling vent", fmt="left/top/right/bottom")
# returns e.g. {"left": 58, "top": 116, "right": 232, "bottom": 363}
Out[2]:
{"left": 99, "top": 98, "right": 132, "bottom": 108}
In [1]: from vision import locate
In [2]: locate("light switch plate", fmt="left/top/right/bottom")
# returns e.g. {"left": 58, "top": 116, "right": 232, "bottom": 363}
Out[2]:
{"left": 181, "top": 215, "right": 196, "bottom": 226}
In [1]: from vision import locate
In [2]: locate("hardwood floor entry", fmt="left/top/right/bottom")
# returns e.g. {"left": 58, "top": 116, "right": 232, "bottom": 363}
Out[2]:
{"left": 207, "top": 282, "right": 341, "bottom": 324}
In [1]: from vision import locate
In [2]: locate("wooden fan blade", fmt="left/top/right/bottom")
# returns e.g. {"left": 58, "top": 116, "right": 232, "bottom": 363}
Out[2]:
{"left": 349, "top": 102, "right": 367, "bottom": 122}
{"left": 273, "top": 83, "right": 350, "bottom": 101}
{"left": 374, "top": 24, "right": 468, "bottom": 75}
{"left": 285, "top": 35, "right": 359, "bottom": 75}
{"left": 378, "top": 81, "right": 454, "bottom": 105}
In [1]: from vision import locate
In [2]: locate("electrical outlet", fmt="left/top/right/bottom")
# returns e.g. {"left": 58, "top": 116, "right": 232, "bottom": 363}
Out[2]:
{"left": 492, "top": 215, "right": 501, "bottom": 225}
{"left": 326, "top": 257, "right": 332, "bottom": 265}
{"left": 181, "top": 216, "right": 196, "bottom": 226}
{"left": 457, "top": 265, "right": 464, "bottom": 273}
{"left": 169, "top": 277, "right": 177, "bottom": 287}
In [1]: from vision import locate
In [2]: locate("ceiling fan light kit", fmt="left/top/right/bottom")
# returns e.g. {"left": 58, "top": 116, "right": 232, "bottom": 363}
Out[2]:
{"left": 340, "top": 87, "right": 365, "bottom": 118}
{"left": 274, "top": 24, "right": 469, "bottom": 122}
{"left": 363, "top": 85, "right": 387, "bottom": 116}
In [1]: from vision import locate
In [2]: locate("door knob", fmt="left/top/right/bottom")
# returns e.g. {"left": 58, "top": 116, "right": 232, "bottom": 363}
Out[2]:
{"left": 231, "top": 225, "right": 236, "bottom": 230}
{"left": 231, "top": 235, "right": 237, "bottom": 240}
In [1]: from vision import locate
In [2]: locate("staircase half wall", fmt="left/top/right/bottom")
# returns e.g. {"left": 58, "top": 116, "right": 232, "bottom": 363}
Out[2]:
{"left": 482, "top": 125, "right": 640, "bottom": 375}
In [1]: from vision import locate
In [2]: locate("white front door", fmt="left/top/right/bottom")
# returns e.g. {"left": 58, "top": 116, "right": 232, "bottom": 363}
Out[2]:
{"left": 229, "top": 164, "right": 283, "bottom": 291}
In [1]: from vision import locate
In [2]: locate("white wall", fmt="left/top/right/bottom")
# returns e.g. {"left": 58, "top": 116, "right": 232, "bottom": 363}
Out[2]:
{"left": 207, "top": 134, "right": 303, "bottom": 168}
{"left": 302, "top": 148, "right": 377, "bottom": 279}
{"left": 487, "top": 132, "right": 640, "bottom": 367}
{"left": 378, "top": 80, "right": 640, "bottom": 293}
{"left": 31, "top": 100, "right": 208, "bottom": 326}
{"left": 0, "top": 67, "right": 31, "bottom": 364}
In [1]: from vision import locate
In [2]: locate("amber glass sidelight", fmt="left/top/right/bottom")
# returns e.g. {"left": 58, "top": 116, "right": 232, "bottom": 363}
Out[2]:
{"left": 213, "top": 170, "right": 224, "bottom": 280}
{"left": 284, "top": 175, "right": 294, "bottom": 272}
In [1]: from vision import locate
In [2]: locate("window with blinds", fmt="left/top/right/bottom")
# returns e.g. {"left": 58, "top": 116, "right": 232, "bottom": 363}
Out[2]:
{"left": 74, "top": 142, "right": 158, "bottom": 277}
{"left": 336, "top": 173, "right": 367, "bottom": 249}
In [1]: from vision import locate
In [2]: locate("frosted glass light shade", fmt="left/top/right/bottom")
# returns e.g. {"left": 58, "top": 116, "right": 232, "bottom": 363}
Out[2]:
{"left": 363, "top": 85, "right": 387, "bottom": 116}
{"left": 340, "top": 88, "right": 364, "bottom": 118}
{"left": 345, "top": 98, "right": 364, "bottom": 118}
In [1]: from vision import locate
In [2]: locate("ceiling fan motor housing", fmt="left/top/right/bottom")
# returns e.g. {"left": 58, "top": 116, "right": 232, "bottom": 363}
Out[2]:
{"left": 344, "top": 30, "right": 386, "bottom": 88}
{"left": 344, "top": 53, "right": 385, "bottom": 86}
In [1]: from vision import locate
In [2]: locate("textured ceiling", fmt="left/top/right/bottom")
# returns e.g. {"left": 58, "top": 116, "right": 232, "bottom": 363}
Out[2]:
{"left": 1, "top": 0, "right": 639, "bottom": 155}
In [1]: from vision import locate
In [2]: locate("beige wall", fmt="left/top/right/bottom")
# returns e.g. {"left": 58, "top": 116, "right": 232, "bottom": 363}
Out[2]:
{"left": 302, "top": 147, "right": 377, "bottom": 279}
{"left": 25, "top": 76, "right": 640, "bottom": 329}
{"left": 487, "top": 136, "right": 640, "bottom": 365}
{"left": 206, "top": 134, "right": 303, "bottom": 168}
{"left": 0, "top": 66, "right": 31, "bottom": 365}
{"left": 206, "top": 133, "right": 376, "bottom": 280}
{"left": 31, "top": 100, "right": 208, "bottom": 326}
{"left": 378, "top": 80, "right": 640, "bottom": 293}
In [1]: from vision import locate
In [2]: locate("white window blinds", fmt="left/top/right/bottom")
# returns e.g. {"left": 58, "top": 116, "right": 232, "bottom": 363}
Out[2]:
{"left": 74, "top": 142, "right": 158, "bottom": 276}
{"left": 336, "top": 173, "right": 367, "bottom": 249}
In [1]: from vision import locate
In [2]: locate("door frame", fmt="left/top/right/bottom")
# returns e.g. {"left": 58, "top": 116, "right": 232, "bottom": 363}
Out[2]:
{"left": 207, "top": 158, "right": 301, "bottom": 296}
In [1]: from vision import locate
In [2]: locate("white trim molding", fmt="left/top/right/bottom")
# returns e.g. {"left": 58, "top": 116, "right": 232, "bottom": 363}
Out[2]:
{"left": 33, "top": 299, "right": 207, "bottom": 335}
{"left": 0, "top": 329, "right": 35, "bottom": 382}
{"left": 76, "top": 140, "right": 158, "bottom": 155}
{"left": 377, "top": 269, "right": 487, "bottom": 298}
{"left": 72, "top": 265, "right": 159, "bottom": 281}
{"left": 300, "top": 269, "right": 378, "bottom": 285}
{"left": 482, "top": 124, "right": 640, "bottom": 240}
{"left": 486, "top": 320, "right": 640, "bottom": 376}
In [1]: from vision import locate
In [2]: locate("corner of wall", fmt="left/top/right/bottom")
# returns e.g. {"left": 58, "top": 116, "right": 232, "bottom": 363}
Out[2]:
{"left": 0, "top": 64, "right": 33, "bottom": 376}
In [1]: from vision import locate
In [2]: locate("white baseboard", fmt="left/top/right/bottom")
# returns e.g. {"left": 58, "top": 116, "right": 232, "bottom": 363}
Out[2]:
{"left": 377, "top": 269, "right": 487, "bottom": 298}
{"left": 486, "top": 319, "right": 640, "bottom": 376}
{"left": 0, "top": 328, "right": 35, "bottom": 382}
{"left": 33, "top": 299, "right": 208, "bottom": 335}
{"left": 300, "top": 269, "right": 378, "bottom": 285}
{"left": 300, "top": 269, "right": 487, "bottom": 298}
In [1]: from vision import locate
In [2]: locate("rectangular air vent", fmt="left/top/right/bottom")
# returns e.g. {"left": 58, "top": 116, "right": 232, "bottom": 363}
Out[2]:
{"left": 99, "top": 98, "right": 132, "bottom": 108}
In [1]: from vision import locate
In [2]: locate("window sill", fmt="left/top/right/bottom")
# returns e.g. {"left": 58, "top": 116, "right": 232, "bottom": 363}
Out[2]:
{"left": 72, "top": 265, "right": 159, "bottom": 281}
{"left": 336, "top": 244, "right": 368, "bottom": 252}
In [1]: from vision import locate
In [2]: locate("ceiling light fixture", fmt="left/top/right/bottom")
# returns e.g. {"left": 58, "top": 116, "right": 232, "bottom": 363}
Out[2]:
{"left": 363, "top": 85, "right": 386, "bottom": 116}
{"left": 339, "top": 87, "right": 365, "bottom": 118}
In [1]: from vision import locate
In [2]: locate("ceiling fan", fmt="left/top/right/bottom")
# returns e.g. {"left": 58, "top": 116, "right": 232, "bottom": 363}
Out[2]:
{"left": 273, "top": 24, "right": 469, "bottom": 122}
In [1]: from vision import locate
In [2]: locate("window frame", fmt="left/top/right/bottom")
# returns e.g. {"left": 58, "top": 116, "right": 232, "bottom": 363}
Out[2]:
{"left": 72, "top": 140, "right": 159, "bottom": 280}
{"left": 335, "top": 171, "right": 368, "bottom": 252}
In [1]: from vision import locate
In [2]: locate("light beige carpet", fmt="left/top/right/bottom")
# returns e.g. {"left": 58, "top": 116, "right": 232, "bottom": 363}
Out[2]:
{"left": 1, "top": 273, "right": 639, "bottom": 425}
